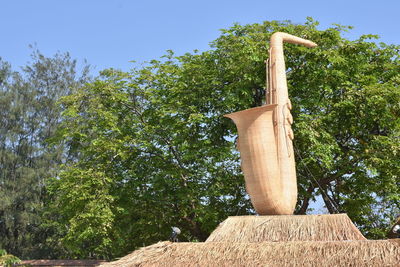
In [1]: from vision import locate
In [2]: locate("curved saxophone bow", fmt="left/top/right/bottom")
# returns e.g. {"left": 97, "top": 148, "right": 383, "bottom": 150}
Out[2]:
{"left": 225, "top": 32, "right": 317, "bottom": 215}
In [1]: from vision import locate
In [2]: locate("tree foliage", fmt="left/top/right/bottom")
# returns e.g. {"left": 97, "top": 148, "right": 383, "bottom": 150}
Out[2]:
{"left": 0, "top": 51, "right": 90, "bottom": 258}
{"left": 50, "top": 18, "right": 400, "bottom": 258}
{"left": 0, "top": 249, "right": 21, "bottom": 266}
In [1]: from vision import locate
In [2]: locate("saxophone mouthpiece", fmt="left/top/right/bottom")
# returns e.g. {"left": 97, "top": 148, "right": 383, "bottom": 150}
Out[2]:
{"left": 270, "top": 32, "right": 318, "bottom": 48}
{"left": 304, "top": 40, "right": 318, "bottom": 48}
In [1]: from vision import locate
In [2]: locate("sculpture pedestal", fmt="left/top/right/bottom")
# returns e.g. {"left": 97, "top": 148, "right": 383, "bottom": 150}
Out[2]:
{"left": 206, "top": 214, "right": 366, "bottom": 242}
{"left": 102, "top": 214, "right": 400, "bottom": 266}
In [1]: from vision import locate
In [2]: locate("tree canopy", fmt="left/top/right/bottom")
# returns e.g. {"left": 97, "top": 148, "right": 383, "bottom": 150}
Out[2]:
{"left": 0, "top": 50, "right": 90, "bottom": 258}
{"left": 49, "top": 18, "right": 400, "bottom": 259}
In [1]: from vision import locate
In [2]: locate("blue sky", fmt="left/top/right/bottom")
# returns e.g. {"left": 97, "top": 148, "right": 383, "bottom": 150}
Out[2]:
{"left": 2, "top": 0, "right": 400, "bottom": 73}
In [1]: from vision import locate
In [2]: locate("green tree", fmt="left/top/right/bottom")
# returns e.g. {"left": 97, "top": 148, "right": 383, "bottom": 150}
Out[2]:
{"left": 0, "top": 51, "right": 90, "bottom": 258}
{"left": 0, "top": 249, "right": 21, "bottom": 267}
{"left": 52, "top": 18, "right": 400, "bottom": 258}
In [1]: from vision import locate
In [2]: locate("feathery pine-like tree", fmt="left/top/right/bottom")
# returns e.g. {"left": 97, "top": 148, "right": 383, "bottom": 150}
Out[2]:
{"left": 0, "top": 51, "right": 90, "bottom": 258}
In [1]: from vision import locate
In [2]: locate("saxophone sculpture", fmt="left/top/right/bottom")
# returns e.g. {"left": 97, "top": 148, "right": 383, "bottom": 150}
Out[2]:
{"left": 225, "top": 32, "right": 317, "bottom": 215}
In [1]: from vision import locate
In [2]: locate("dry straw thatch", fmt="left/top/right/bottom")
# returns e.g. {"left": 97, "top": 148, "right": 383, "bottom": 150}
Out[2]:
{"left": 101, "top": 240, "right": 400, "bottom": 267}
{"left": 206, "top": 214, "right": 366, "bottom": 242}
{"left": 101, "top": 214, "right": 400, "bottom": 266}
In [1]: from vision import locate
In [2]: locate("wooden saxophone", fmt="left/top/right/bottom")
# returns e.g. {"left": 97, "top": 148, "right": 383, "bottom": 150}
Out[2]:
{"left": 225, "top": 32, "right": 317, "bottom": 215}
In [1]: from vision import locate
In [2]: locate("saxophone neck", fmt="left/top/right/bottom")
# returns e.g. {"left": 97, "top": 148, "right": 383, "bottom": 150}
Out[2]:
{"left": 267, "top": 32, "right": 317, "bottom": 106}
{"left": 270, "top": 32, "right": 317, "bottom": 48}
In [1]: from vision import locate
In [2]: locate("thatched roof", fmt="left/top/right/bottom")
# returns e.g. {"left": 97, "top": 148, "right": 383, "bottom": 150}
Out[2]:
{"left": 101, "top": 214, "right": 400, "bottom": 266}
{"left": 206, "top": 214, "right": 366, "bottom": 242}
{"left": 101, "top": 240, "right": 400, "bottom": 267}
